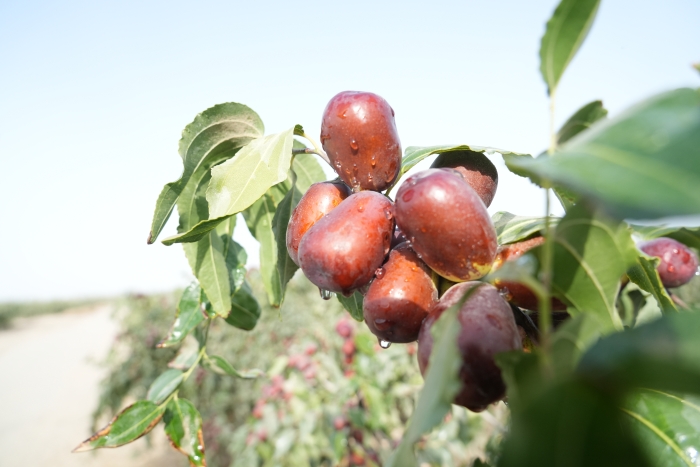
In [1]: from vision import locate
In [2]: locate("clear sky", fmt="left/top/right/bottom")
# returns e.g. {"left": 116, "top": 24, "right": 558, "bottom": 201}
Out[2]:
{"left": 0, "top": 0, "right": 698, "bottom": 302}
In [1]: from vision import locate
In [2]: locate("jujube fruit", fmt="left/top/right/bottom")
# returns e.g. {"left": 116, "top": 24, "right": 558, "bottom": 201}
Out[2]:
{"left": 297, "top": 191, "right": 394, "bottom": 296}
{"left": 320, "top": 91, "right": 401, "bottom": 192}
{"left": 638, "top": 237, "right": 699, "bottom": 288}
{"left": 417, "top": 282, "right": 521, "bottom": 412}
{"left": 431, "top": 150, "right": 498, "bottom": 207}
{"left": 491, "top": 236, "right": 567, "bottom": 311}
{"left": 394, "top": 169, "right": 497, "bottom": 282}
{"left": 286, "top": 180, "right": 351, "bottom": 265}
{"left": 363, "top": 243, "right": 438, "bottom": 343}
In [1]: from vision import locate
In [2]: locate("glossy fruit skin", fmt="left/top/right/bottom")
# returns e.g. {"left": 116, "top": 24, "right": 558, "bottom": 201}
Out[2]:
{"left": 286, "top": 180, "right": 351, "bottom": 265}
{"left": 417, "top": 282, "right": 521, "bottom": 412}
{"left": 298, "top": 191, "right": 394, "bottom": 296}
{"left": 390, "top": 225, "right": 408, "bottom": 249}
{"left": 320, "top": 91, "right": 401, "bottom": 192}
{"left": 639, "top": 237, "right": 699, "bottom": 288}
{"left": 363, "top": 243, "right": 438, "bottom": 343}
{"left": 491, "top": 236, "right": 567, "bottom": 311}
{"left": 394, "top": 169, "right": 497, "bottom": 282}
{"left": 431, "top": 151, "right": 499, "bottom": 207}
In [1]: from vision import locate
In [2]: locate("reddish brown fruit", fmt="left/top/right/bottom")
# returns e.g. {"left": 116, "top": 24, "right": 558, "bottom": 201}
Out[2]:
{"left": 491, "top": 236, "right": 567, "bottom": 311}
{"left": 417, "top": 282, "right": 521, "bottom": 412}
{"left": 298, "top": 191, "right": 393, "bottom": 296}
{"left": 639, "top": 237, "right": 699, "bottom": 288}
{"left": 286, "top": 180, "right": 351, "bottom": 265}
{"left": 320, "top": 91, "right": 401, "bottom": 192}
{"left": 363, "top": 243, "right": 438, "bottom": 343}
{"left": 390, "top": 225, "right": 408, "bottom": 249}
{"left": 431, "top": 151, "right": 498, "bottom": 207}
{"left": 394, "top": 169, "right": 497, "bottom": 282}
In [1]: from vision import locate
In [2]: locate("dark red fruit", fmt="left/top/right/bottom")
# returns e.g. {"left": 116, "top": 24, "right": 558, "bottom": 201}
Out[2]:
{"left": 363, "top": 243, "right": 438, "bottom": 343}
{"left": 286, "top": 180, "right": 351, "bottom": 265}
{"left": 390, "top": 225, "right": 408, "bottom": 249}
{"left": 639, "top": 237, "right": 699, "bottom": 288}
{"left": 320, "top": 91, "right": 401, "bottom": 192}
{"left": 431, "top": 151, "right": 498, "bottom": 207}
{"left": 491, "top": 236, "right": 567, "bottom": 311}
{"left": 417, "top": 282, "right": 521, "bottom": 412}
{"left": 394, "top": 169, "right": 497, "bottom": 282}
{"left": 298, "top": 191, "right": 393, "bottom": 296}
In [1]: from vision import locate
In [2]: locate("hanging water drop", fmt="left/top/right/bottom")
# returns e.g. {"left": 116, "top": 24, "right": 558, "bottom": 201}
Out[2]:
{"left": 350, "top": 139, "right": 359, "bottom": 153}
{"left": 319, "top": 288, "right": 333, "bottom": 300}
{"left": 379, "top": 339, "right": 391, "bottom": 349}
{"left": 375, "top": 267, "right": 385, "bottom": 279}
{"left": 384, "top": 208, "right": 393, "bottom": 220}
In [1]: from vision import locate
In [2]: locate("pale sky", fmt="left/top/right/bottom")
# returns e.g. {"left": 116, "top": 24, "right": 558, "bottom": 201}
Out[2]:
{"left": 1, "top": 0, "right": 698, "bottom": 302}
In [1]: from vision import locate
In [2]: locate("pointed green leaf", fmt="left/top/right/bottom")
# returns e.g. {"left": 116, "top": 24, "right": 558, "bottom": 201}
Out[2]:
{"left": 539, "top": 0, "right": 600, "bottom": 95}
{"left": 550, "top": 313, "right": 606, "bottom": 376}
{"left": 627, "top": 255, "right": 678, "bottom": 314}
{"left": 158, "top": 283, "right": 204, "bottom": 348}
{"left": 222, "top": 235, "right": 247, "bottom": 294}
{"left": 504, "top": 89, "right": 700, "bottom": 219}
{"left": 337, "top": 291, "right": 364, "bottom": 322}
{"left": 204, "top": 354, "right": 265, "bottom": 379}
{"left": 164, "top": 398, "right": 206, "bottom": 466}
{"left": 183, "top": 231, "right": 231, "bottom": 317}
{"left": 272, "top": 179, "right": 302, "bottom": 307}
{"left": 491, "top": 211, "right": 558, "bottom": 245}
{"left": 148, "top": 103, "right": 264, "bottom": 244}
{"left": 225, "top": 281, "right": 261, "bottom": 330}
{"left": 73, "top": 401, "right": 165, "bottom": 451}
{"left": 622, "top": 389, "right": 700, "bottom": 467}
{"left": 291, "top": 151, "right": 327, "bottom": 192}
{"left": 558, "top": 100, "right": 608, "bottom": 145}
{"left": 168, "top": 335, "right": 200, "bottom": 370}
{"left": 147, "top": 369, "right": 184, "bottom": 404}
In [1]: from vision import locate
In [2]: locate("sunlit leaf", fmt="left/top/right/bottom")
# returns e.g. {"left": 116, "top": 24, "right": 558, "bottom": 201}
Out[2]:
{"left": 504, "top": 89, "right": 700, "bottom": 219}
{"left": 557, "top": 100, "right": 608, "bottom": 145}
{"left": 491, "top": 211, "right": 557, "bottom": 245}
{"left": 204, "top": 354, "right": 265, "bottom": 379}
{"left": 183, "top": 231, "right": 231, "bottom": 317}
{"left": 168, "top": 335, "right": 200, "bottom": 370}
{"left": 158, "top": 283, "right": 204, "bottom": 348}
{"left": 148, "top": 103, "right": 263, "bottom": 244}
{"left": 147, "top": 369, "right": 184, "bottom": 404}
{"left": 539, "top": 0, "right": 600, "bottom": 95}
{"left": 164, "top": 398, "right": 206, "bottom": 466}
{"left": 73, "top": 401, "right": 165, "bottom": 451}
{"left": 337, "top": 291, "right": 364, "bottom": 322}
{"left": 627, "top": 255, "right": 678, "bottom": 314}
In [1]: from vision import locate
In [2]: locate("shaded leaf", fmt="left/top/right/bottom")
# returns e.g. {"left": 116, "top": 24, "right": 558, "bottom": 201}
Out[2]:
{"left": 204, "top": 354, "right": 265, "bottom": 379}
{"left": 627, "top": 255, "right": 678, "bottom": 314}
{"left": 550, "top": 313, "right": 606, "bottom": 376}
{"left": 504, "top": 89, "right": 700, "bottom": 219}
{"left": 224, "top": 281, "right": 261, "bottom": 331}
{"left": 164, "top": 398, "right": 206, "bottom": 466}
{"left": 73, "top": 401, "right": 165, "bottom": 451}
{"left": 158, "top": 283, "right": 204, "bottom": 348}
{"left": 539, "top": 0, "right": 601, "bottom": 95}
{"left": 622, "top": 389, "right": 700, "bottom": 467}
{"left": 631, "top": 224, "right": 700, "bottom": 251}
{"left": 337, "top": 291, "right": 364, "bottom": 322}
{"left": 557, "top": 100, "right": 608, "bottom": 145}
{"left": 147, "top": 369, "right": 184, "bottom": 404}
{"left": 183, "top": 231, "right": 231, "bottom": 317}
{"left": 148, "top": 103, "right": 263, "bottom": 244}
{"left": 491, "top": 211, "right": 558, "bottom": 245}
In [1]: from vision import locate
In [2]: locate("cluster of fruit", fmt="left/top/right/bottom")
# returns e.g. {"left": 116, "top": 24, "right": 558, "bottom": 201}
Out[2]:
{"left": 286, "top": 91, "right": 700, "bottom": 412}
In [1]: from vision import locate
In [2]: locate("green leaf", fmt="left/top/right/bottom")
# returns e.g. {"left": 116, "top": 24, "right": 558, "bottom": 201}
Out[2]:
{"left": 147, "top": 369, "right": 184, "bottom": 404}
{"left": 622, "top": 389, "right": 700, "bottom": 467}
{"left": 271, "top": 180, "right": 301, "bottom": 306}
{"left": 627, "top": 255, "right": 678, "bottom": 314}
{"left": 73, "top": 401, "right": 165, "bottom": 451}
{"left": 222, "top": 234, "right": 246, "bottom": 294}
{"left": 550, "top": 313, "right": 606, "bottom": 376}
{"left": 337, "top": 291, "right": 364, "bottom": 322}
{"left": 225, "top": 281, "right": 261, "bottom": 330}
{"left": 504, "top": 89, "right": 700, "bottom": 219}
{"left": 547, "top": 204, "right": 637, "bottom": 329}
{"left": 204, "top": 354, "right": 265, "bottom": 379}
{"left": 158, "top": 283, "right": 204, "bottom": 348}
{"left": 491, "top": 211, "right": 557, "bottom": 245}
{"left": 290, "top": 149, "right": 327, "bottom": 192}
{"left": 577, "top": 311, "right": 700, "bottom": 393}
{"left": 399, "top": 144, "right": 528, "bottom": 185}
{"left": 539, "top": 0, "right": 600, "bottom": 95}
{"left": 164, "top": 398, "right": 206, "bottom": 466}
{"left": 386, "top": 287, "right": 476, "bottom": 467}
{"left": 168, "top": 335, "right": 200, "bottom": 370}
{"left": 557, "top": 100, "right": 608, "bottom": 145}
{"left": 631, "top": 224, "right": 700, "bottom": 251}
{"left": 183, "top": 231, "right": 231, "bottom": 317}
{"left": 148, "top": 103, "right": 264, "bottom": 244}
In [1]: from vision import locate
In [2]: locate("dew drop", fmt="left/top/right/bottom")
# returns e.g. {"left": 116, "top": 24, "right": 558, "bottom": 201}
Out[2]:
{"left": 350, "top": 139, "right": 359, "bottom": 153}
{"left": 371, "top": 155, "right": 377, "bottom": 167}
{"left": 384, "top": 208, "right": 393, "bottom": 220}
{"left": 367, "top": 174, "right": 373, "bottom": 182}
{"left": 374, "top": 318, "right": 392, "bottom": 331}
{"left": 352, "top": 182, "right": 362, "bottom": 193}
{"left": 357, "top": 203, "right": 365, "bottom": 212}
{"left": 375, "top": 267, "right": 385, "bottom": 279}
{"left": 379, "top": 339, "right": 392, "bottom": 349}
{"left": 319, "top": 288, "right": 333, "bottom": 300}
{"left": 410, "top": 236, "right": 416, "bottom": 244}
{"left": 667, "top": 265, "right": 676, "bottom": 273}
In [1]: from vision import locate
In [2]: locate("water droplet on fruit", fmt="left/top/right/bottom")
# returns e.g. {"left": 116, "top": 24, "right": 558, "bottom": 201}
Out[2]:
{"left": 335, "top": 161, "right": 341, "bottom": 169}
{"left": 667, "top": 265, "right": 676, "bottom": 273}
{"left": 338, "top": 110, "right": 347, "bottom": 118}
{"left": 357, "top": 203, "right": 365, "bottom": 212}
{"left": 370, "top": 155, "right": 376, "bottom": 167}
{"left": 374, "top": 318, "right": 392, "bottom": 331}
{"left": 410, "top": 236, "right": 416, "bottom": 244}
{"left": 319, "top": 288, "right": 333, "bottom": 300}
{"left": 375, "top": 267, "right": 385, "bottom": 279}
{"left": 352, "top": 182, "right": 361, "bottom": 193}
{"left": 402, "top": 189, "right": 414, "bottom": 202}
{"left": 379, "top": 339, "right": 391, "bottom": 349}
{"left": 350, "top": 140, "right": 359, "bottom": 153}
{"left": 367, "top": 174, "right": 373, "bottom": 182}
{"left": 499, "top": 287, "right": 513, "bottom": 301}
{"left": 384, "top": 208, "right": 393, "bottom": 220}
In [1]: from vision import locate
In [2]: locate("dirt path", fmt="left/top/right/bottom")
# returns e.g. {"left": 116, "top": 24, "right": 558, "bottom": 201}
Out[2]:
{"left": 0, "top": 305, "right": 182, "bottom": 467}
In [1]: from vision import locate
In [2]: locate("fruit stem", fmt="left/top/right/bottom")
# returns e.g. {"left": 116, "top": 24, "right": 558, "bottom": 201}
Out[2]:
{"left": 298, "top": 132, "right": 332, "bottom": 167}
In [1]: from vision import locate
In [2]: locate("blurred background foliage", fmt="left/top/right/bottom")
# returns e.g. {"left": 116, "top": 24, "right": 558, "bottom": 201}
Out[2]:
{"left": 92, "top": 270, "right": 508, "bottom": 467}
